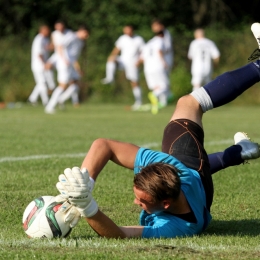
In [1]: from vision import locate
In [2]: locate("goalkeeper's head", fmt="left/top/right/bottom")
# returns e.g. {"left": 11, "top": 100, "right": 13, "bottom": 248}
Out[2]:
{"left": 133, "top": 163, "right": 181, "bottom": 214}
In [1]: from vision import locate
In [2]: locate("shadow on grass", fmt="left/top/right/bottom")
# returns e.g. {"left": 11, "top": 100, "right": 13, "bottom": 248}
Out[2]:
{"left": 205, "top": 219, "right": 260, "bottom": 236}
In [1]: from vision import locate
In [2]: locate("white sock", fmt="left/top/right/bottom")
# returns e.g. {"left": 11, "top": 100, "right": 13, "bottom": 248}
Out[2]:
{"left": 44, "top": 70, "right": 56, "bottom": 90}
{"left": 158, "top": 92, "right": 167, "bottom": 106}
{"left": 132, "top": 86, "right": 142, "bottom": 104}
{"left": 59, "top": 84, "right": 78, "bottom": 104}
{"left": 45, "top": 86, "right": 64, "bottom": 111}
{"left": 39, "top": 84, "right": 49, "bottom": 106}
{"left": 29, "top": 83, "right": 48, "bottom": 105}
{"left": 105, "top": 61, "right": 116, "bottom": 81}
{"left": 190, "top": 87, "right": 213, "bottom": 112}
{"left": 71, "top": 88, "right": 79, "bottom": 104}
{"left": 28, "top": 85, "right": 40, "bottom": 103}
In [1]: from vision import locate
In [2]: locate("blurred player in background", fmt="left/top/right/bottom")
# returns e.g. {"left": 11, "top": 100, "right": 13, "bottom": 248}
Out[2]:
{"left": 28, "top": 25, "right": 55, "bottom": 106}
{"left": 45, "top": 25, "right": 89, "bottom": 114}
{"left": 151, "top": 18, "right": 174, "bottom": 106}
{"left": 138, "top": 30, "right": 169, "bottom": 114}
{"left": 188, "top": 28, "right": 220, "bottom": 91}
{"left": 101, "top": 25, "right": 145, "bottom": 111}
{"left": 151, "top": 19, "right": 173, "bottom": 75}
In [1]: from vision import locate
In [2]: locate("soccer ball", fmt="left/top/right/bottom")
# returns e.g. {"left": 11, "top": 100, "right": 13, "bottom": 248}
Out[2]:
{"left": 22, "top": 196, "right": 72, "bottom": 238}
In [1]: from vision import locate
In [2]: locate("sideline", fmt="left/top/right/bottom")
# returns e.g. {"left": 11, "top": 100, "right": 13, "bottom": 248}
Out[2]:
{"left": 0, "top": 139, "right": 233, "bottom": 163}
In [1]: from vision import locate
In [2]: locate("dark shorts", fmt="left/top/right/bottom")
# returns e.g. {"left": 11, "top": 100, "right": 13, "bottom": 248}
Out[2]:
{"left": 161, "top": 119, "right": 213, "bottom": 210}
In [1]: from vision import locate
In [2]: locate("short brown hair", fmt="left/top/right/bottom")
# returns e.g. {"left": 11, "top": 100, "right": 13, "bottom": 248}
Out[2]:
{"left": 133, "top": 163, "right": 181, "bottom": 203}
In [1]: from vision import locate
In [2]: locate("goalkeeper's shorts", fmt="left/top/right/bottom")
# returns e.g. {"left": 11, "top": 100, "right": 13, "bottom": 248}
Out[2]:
{"left": 161, "top": 119, "right": 213, "bottom": 211}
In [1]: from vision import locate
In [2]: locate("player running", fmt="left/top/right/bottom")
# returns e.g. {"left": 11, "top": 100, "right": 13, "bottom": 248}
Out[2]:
{"left": 151, "top": 18, "right": 174, "bottom": 75}
{"left": 101, "top": 25, "right": 145, "bottom": 111}
{"left": 54, "top": 23, "right": 260, "bottom": 239}
{"left": 45, "top": 25, "right": 89, "bottom": 114}
{"left": 138, "top": 30, "right": 169, "bottom": 114}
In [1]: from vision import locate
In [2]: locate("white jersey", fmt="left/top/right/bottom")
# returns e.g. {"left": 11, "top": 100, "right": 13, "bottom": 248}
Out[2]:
{"left": 188, "top": 38, "right": 220, "bottom": 76}
{"left": 31, "top": 34, "right": 50, "bottom": 71}
{"left": 115, "top": 34, "right": 145, "bottom": 63}
{"left": 51, "top": 29, "right": 72, "bottom": 50}
{"left": 56, "top": 31, "right": 84, "bottom": 69}
{"left": 63, "top": 31, "right": 84, "bottom": 62}
{"left": 142, "top": 36, "right": 166, "bottom": 73}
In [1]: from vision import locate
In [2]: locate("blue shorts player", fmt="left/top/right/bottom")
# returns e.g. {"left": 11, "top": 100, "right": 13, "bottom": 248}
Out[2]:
{"left": 54, "top": 23, "right": 260, "bottom": 239}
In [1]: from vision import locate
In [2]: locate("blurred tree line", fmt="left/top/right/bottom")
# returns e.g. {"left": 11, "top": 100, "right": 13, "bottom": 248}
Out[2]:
{"left": 1, "top": 0, "right": 260, "bottom": 103}
{"left": 1, "top": 0, "right": 260, "bottom": 36}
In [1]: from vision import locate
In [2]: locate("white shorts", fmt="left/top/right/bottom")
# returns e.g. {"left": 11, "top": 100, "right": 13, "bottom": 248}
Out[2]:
{"left": 145, "top": 70, "right": 169, "bottom": 93}
{"left": 117, "top": 57, "right": 139, "bottom": 82}
{"left": 57, "top": 65, "right": 81, "bottom": 84}
{"left": 191, "top": 73, "right": 212, "bottom": 86}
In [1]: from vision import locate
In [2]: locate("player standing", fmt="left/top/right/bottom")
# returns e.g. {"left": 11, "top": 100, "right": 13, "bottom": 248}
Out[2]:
{"left": 101, "top": 25, "right": 145, "bottom": 111}
{"left": 28, "top": 25, "right": 55, "bottom": 106}
{"left": 188, "top": 28, "right": 220, "bottom": 91}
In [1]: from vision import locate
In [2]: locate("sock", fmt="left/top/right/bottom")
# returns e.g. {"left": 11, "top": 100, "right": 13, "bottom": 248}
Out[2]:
{"left": 132, "top": 86, "right": 142, "bottom": 104}
{"left": 59, "top": 84, "right": 78, "bottom": 104}
{"left": 45, "top": 86, "right": 64, "bottom": 111}
{"left": 203, "top": 62, "right": 260, "bottom": 108}
{"left": 71, "top": 87, "right": 79, "bottom": 104}
{"left": 106, "top": 61, "right": 116, "bottom": 81}
{"left": 39, "top": 84, "right": 49, "bottom": 106}
{"left": 29, "top": 83, "right": 48, "bottom": 105}
{"left": 208, "top": 145, "right": 243, "bottom": 174}
{"left": 158, "top": 92, "right": 168, "bottom": 107}
{"left": 28, "top": 84, "right": 40, "bottom": 103}
{"left": 44, "top": 70, "right": 56, "bottom": 91}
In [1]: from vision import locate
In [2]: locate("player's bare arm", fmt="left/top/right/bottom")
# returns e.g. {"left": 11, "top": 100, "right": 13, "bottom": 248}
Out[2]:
{"left": 158, "top": 50, "right": 168, "bottom": 69}
{"left": 108, "top": 47, "right": 120, "bottom": 62}
{"left": 73, "top": 61, "right": 83, "bottom": 75}
{"left": 81, "top": 138, "right": 139, "bottom": 180}
{"left": 85, "top": 210, "right": 144, "bottom": 238}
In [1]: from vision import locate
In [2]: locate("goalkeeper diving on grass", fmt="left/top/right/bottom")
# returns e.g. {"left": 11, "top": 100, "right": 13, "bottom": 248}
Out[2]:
{"left": 55, "top": 23, "right": 260, "bottom": 238}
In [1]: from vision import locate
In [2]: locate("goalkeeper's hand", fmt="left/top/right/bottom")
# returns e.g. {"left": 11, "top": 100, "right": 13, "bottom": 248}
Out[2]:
{"left": 55, "top": 196, "right": 81, "bottom": 228}
{"left": 56, "top": 167, "right": 98, "bottom": 218}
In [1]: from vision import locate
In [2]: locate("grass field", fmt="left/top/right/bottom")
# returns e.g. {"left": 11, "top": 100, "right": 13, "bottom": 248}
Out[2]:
{"left": 1, "top": 102, "right": 260, "bottom": 260}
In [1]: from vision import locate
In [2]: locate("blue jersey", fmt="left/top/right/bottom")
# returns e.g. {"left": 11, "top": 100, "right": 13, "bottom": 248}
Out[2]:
{"left": 134, "top": 148, "right": 212, "bottom": 238}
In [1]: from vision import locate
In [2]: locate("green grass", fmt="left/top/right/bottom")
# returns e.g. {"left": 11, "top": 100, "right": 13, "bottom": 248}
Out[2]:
{"left": 1, "top": 103, "right": 260, "bottom": 259}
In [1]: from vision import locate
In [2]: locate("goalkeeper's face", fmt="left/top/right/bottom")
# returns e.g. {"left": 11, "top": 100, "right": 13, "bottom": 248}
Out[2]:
{"left": 133, "top": 186, "right": 164, "bottom": 214}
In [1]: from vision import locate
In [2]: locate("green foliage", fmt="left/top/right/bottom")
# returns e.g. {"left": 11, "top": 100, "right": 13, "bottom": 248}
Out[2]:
{"left": 1, "top": 104, "right": 260, "bottom": 259}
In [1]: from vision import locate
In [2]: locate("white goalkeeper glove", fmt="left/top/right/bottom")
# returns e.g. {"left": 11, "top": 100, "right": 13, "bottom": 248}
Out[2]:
{"left": 55, "top": 196, "right": 81, "bottom": 228}
{"left": 56, "top": 167, "right": 98, "bottom": 218}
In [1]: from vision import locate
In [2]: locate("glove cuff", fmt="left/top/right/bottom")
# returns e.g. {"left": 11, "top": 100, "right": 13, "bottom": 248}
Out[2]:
{"left": 79, "top": 198, "right": 98, "bottom": 218}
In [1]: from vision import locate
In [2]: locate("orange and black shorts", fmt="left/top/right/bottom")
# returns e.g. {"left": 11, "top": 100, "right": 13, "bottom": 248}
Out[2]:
{"left": 162, "top": 119, "right": 213, "bottom": 210}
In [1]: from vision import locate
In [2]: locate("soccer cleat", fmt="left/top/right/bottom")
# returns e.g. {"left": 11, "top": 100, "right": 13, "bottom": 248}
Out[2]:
{"left": 58, "top": 103, "right": 65, "bottom": 110}
{"left": 248, "top": 23, "right": 260, "bottom": 61}
{"left": 148, "top": 92, "right": 159, "bottom": 115}
{"left": 234, "top": 132, "right": 260, "bottom": 160}
{"left": 44, "top": 107, "right": 56, "bottom": 114}
{"left": 131, "top": 102, "right": 142, "bottom": 111}
{"left": 27, "top": 100, "right": 38, "bottom": 107}
{"left": 101, "top": 78, "right": 113, "bottom": 84}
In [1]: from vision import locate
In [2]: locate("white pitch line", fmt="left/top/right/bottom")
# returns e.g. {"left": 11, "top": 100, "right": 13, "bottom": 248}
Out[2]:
{"left": 0, "top": 139, "right": 235, "bottom": 163}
